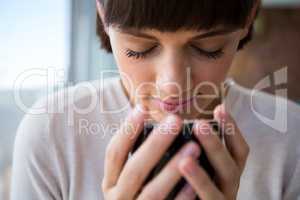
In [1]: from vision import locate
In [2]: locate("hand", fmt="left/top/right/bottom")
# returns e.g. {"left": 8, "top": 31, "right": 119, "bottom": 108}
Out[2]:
{"left": 102, "top": 105, "right": 201, "bottom": 200}
{"left": 177, "top": 104, "right": 250, "bottom": 200}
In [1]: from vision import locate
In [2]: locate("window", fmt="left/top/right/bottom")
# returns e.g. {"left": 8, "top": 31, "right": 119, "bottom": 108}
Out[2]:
{"left": 0, "top": 0, "right": 71, "bottom": 89}
{"left": 0, "top": 2, "right": 71, "bottom": 198}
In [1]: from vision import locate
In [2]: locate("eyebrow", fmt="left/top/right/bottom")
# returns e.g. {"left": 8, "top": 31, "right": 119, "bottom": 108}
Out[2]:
{"left": 119, "top": 28, "right": 238, "bottom": 41}
{"left": 119, "top": 29, "right": 158, "bottom": 40}
{"left": 191, "top": 28, "right": 238, "bottom": 40}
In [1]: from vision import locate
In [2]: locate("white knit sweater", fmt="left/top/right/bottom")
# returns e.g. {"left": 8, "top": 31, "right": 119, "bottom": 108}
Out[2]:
{"left": 10, "top": 77, "right": 300, "bottom": 200}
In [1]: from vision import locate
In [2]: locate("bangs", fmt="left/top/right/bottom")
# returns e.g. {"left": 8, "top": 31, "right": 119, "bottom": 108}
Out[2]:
{"left": 103, "top": 0, "right": 256, "bottom": 31}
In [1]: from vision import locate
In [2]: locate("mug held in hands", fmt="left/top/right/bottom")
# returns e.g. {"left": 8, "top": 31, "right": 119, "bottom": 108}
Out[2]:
{"left": 130, "top": 120, "right": 223, "bottom": 199}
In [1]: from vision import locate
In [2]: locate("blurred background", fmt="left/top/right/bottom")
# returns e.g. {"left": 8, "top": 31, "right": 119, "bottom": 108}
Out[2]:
{"left": 0, "top": 0, "right": 300, "bottom": 199}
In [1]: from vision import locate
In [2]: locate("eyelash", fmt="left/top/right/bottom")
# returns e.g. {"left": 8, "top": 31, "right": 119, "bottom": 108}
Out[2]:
{"left": 125, "top": 46, "right": 157, "bottom": 59}
{"left": 191, "top": 45, "right": 224, "bottom": 60}
{"left": 125, "top": 45, "right": 224, "bottom": 60}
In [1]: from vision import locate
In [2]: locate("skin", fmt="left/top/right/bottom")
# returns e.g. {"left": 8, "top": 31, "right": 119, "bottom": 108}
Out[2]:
{"left": 97, "top": 1, "right": 254, "bottom": 199}
{"left": 110, "top": 27, "right": 242, "bottom": 121}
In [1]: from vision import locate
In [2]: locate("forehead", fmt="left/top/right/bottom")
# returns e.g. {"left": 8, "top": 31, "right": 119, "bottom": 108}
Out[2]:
{"left": 113, "top": 26, "right": 240, "bottom": 41}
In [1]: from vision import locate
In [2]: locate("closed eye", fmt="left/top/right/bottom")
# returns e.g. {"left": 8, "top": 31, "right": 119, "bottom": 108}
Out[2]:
{"left": 125, "top": 46, "right": 157, "bottom": 59}
{"left": 124, "top": 45, "right": 224, "bottom": 60}
{"left": 191, "top": 45, "right": 224, "bottom": 59}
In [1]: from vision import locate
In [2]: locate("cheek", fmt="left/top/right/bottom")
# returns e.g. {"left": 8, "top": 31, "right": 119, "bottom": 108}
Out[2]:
{"left": 190, "top": 38, "right": 238, "bottom": 86}
{"left": 110, "top": 44, "right": 156, "bottom": 98}
{"left": 193, "top": 57, "right": 232, "bottom": 81}
{"left": 116, "top": 57, "right": 155, "bottom": 85}
{"left": 191, "top": 54, "right": 235, "bottom": 95}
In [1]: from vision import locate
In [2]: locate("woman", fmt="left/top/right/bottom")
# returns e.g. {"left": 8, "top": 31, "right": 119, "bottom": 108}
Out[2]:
{"left": 11, "top": 0, "right": 300, "bottom": 199}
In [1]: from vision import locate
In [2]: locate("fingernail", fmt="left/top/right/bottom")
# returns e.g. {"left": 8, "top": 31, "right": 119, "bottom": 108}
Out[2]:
{"left": 132, "top": 104, "right": 145, "bottom": 115}
{"left": 213, "top": 105, "right": 222, "bottom": 122}
{"left": 218, "top": 104, "right": 228, "bottom": 119}
{"left": 181, "top": 143, "right": 200, "bottom": 158}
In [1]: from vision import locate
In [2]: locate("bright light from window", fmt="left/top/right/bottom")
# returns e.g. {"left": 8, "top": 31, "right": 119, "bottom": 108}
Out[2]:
{"left": 0, "top": 0, "right": 71, "bottom": 89}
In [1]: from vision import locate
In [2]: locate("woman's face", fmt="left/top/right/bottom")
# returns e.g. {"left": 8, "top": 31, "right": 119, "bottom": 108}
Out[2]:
{"left": 107, "top": 26, "right": 247, "bottom": 122}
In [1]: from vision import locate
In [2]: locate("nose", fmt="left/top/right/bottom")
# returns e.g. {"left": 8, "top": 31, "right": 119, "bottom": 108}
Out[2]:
{"left": 156, "top": 50, "right": 191, "bottom": 99}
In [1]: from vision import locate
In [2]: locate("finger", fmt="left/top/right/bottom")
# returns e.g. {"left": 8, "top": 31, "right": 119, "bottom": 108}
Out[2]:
{"left": 102, "top": 104, "right": 148, "bottom": 190}
{"left": 178, "top": 157, "right": 224, "bottom": 200}
{"left": 117, "top": 114, "right": 183, "bottom": 199}
{"left": 193, "top": 119, "right": 239, "bottom": 188}
{"left": 214, "top": 103, "right": 250, "bottom": 171}
{"left": 137, "top": 142, "right": 200, "bottom": 200}
{"left": 175, "top": 183, "right": 197, "bottom": 200}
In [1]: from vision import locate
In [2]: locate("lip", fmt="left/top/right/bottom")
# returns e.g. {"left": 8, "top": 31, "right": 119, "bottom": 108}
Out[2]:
{"left": 162, "top": 97, "right": 194, "bottom": 105}
{"left": 154, "top": 96, "right": 197, "bottom": 112}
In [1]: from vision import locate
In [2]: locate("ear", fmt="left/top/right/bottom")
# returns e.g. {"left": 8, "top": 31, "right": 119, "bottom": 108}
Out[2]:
{"left": 96, "top": 0, "right": 109, "bottom": 34}
{"left": 240, "top": 0, "right": 261, "bottom": 40}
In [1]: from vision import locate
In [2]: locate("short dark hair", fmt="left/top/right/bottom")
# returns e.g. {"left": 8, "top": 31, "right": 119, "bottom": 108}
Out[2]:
{"left": 96, "top": 0, "right": 259, "bottom": 53}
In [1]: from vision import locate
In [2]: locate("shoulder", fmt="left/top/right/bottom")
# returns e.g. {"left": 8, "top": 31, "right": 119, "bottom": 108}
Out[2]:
{"left": 226, "top": 81, "right": 300, "bottom": 168}
{"left": 11, "top": 77, "right": 130, "bottom": 198}
{"left": 226, "top": 82, "right": 300, "bottom": 136}
{"left": 14, "top": 76, "right": 129, "bottom": 150}
{"left": 229, "top": 82, "right": 300, "bottom": 198}
{"left": 13, "top": 96, "right": 52, "bottom": 156}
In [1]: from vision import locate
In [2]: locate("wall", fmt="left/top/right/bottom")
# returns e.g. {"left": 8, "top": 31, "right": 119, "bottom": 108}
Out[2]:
{"left": 230, "top": 8, "right": 300, "bottom": 103}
